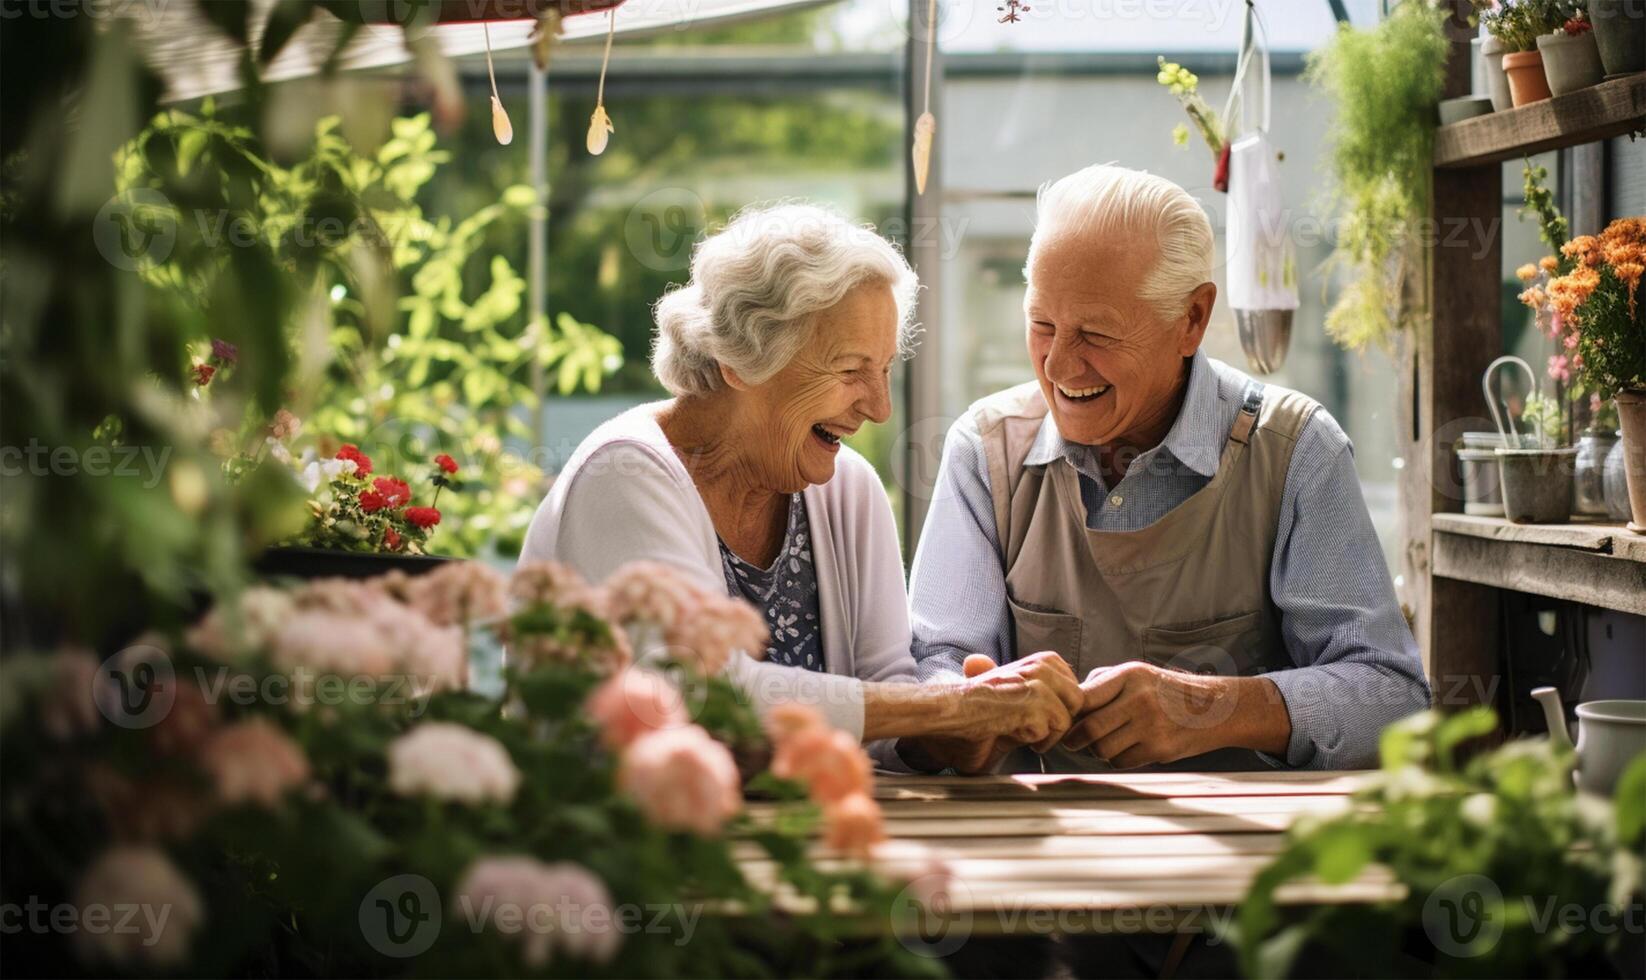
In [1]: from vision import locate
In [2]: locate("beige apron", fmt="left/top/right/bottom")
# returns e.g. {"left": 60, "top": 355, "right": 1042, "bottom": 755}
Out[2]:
{"left": 975, "top": 376, "right": 1319, "bottom": 772}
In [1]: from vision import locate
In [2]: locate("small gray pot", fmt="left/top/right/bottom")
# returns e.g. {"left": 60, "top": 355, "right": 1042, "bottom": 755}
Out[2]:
{"left": 1537, "top": 31, "right": 1606, "bottom": 95}
{"left": 1591, "top": 0, "right": 1646, "bottom": 77}
{"left": 1575, "top": 431, "right": 1620, "bottom": 516}
{"left": 1604, "top": 437, "right": 1634, "bottom": 521}
{"left": 1496, "top": 447, "right": 1578, "bottom": 523}
{"left": 1479, "top": 34, "right": 1515, "bottom": 112}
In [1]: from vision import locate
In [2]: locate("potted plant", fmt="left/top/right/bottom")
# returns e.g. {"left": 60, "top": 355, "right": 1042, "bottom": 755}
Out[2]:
{"left": 1548, "top": 217, "right": 1646, "bottom": 530}
{"left": 1486, "top": 0, "right": 1562, "bottom": 105}
{"left": 1538, "top": 7, "right": 1607, "bottom": 94}
{"left": 1497, "top": 391, "right": 1579, "bottom": 523}
{"left": 1479, "top": 31, "right": 1517, "bottom": 111}
{"left": 1590, "top": 0, "right": 1646, "bottom": 76}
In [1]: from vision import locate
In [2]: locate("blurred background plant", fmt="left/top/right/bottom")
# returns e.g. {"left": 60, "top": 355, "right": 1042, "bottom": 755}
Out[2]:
{"left": 115, "top": 106, "right": 623, "bottom": 560}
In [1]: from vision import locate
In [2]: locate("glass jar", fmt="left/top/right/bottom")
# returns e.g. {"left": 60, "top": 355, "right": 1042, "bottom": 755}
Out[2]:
{"left": 1603, "top": 438, "right": 1633, "bottom": 522}
{"left": 1574, "top": 430, "right": 1619, "bottom": 517}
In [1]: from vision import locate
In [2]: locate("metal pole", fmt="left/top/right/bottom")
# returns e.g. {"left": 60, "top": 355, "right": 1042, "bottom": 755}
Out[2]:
{"left": 902, "top": 0, "right": 944, "bottom": 556}
{"left": 529, "top": 60, "right": 549, "bottom": 449}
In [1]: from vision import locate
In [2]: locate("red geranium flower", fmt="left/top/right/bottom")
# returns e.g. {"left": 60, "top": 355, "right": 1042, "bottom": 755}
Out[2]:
{"left": 404, "top": 506, "right": 441, "bottom": 529}
{"left": 359, "top": 491, "right": 388, "bottom": 513}
{"left": 192, "top": 363, "right": 216, "bottom": 386}
{"left": 384, "top": 527, "right": 401, "bottom": 550}
{"left": 373, "top": 477, "right": 412, "bottom": 507}
{"left": 336, "top": 444, "right": 372, "bottom": 477}
{"left": 434, "top": 453, "right": 458, "bottom": 475}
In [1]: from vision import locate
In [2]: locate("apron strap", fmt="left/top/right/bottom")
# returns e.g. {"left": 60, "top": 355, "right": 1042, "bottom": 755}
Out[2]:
{"left": 1228, "top": 382, "right": 1265, "bottom": 445}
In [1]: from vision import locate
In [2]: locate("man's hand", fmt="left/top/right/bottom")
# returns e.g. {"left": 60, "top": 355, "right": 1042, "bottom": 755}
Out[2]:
{"left": 1061, "top": 661, "right": 1291, "bottom": 767}
{"left": 902, "top": 652, "right": 1083, "bottom": 774}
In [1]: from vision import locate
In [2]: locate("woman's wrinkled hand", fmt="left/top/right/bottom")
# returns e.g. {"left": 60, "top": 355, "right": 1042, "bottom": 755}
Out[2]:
{"left": 903, "top": 652, "right": 1083, "bottom": 774}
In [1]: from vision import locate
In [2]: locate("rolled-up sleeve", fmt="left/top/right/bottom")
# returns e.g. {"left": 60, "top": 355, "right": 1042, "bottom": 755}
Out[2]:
{"left": 909, "top": 415, "right": 1016, "bottom": 683}
{"left": 1264, "top": 417, "right": 1431, "bottom": 769}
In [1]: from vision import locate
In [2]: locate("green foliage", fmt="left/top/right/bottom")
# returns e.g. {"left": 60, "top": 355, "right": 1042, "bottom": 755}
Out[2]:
{"left": 1520, "top": 391, "right": 1567, "bottom": 447}
{"left": 116, "top": 109, "right": 624, "bottom": 559}
{"left": 1518, "top": 162, "right": 1570, "bottom": 264}
{"left": 1236, "top": 709, "right": 1639, "bottom": 979}
{"left": 1305, "top": 3, "right": 1449, "bottom": 352}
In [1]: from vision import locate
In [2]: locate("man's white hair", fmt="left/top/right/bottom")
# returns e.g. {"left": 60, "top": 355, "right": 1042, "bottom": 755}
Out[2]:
{"left": 1028, "top": 164, "right": 1215, "bottom": 320}
{"left": 651, "top": 203, "right": 919, "bottom": 397}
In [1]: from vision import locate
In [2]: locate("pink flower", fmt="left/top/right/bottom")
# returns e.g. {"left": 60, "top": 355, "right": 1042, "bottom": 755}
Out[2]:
{"left": 453, "top": 858, "right": 621, "bottom": 967}
{"left": 269, "top": 409, "right": 301, "bottom": 441}
{"left": 197, "top": 718, "right": 310, "bottom": 807}
{"left": 601, "top": 562, "right": 768, "bottom": 674}
{"left": 186, "top": 586, "right": 294, "bottom": 662}
{"left": 39, "top": 648, "right": 101, "bottom": 740}
{"left": 586, "top": 668, "right": 688, "bottom": 751}
{"left": 874, "top": 840, "right": 956, "bottom": 911}
{"left": 210, "top": 338, "right": 238, "bottom": 364}
{"left": 1548, "top": 354, "right": 1571, "bottom": 383}
{"left": 510, "top": 560, "right": 594, "bottom": 609}
{"left": 147, "top": 679, "right": 220, "bottom": 757}
{"left": 771, "top": 725, "right": 872, "bottom": 806}
{"left": 73, "top": 846, "right": 203, "bottom": 968}
{"left": 388, "top": 722, "right": 520, "bottom": 805}
{"left": 618, "top": 725, "right": 742, "bottom": 836}
{"left": 823, "top": 792, "right": 886, "bottom": 859}
{"left": 406, "top": 561, "right": 508, "bottom": 627}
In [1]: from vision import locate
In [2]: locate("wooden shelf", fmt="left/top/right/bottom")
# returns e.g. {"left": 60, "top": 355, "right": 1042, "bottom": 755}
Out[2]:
{"left": 1434, "top": 73, "right": 1646, "bottom": 169}
{"left": 1431, "top": 514, "right": 1646, "bottom": 614}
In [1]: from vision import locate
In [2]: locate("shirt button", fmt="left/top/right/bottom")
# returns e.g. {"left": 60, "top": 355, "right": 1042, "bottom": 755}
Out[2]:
{"left": 1109, "top": 494, "right": 1124, "bottom": 507}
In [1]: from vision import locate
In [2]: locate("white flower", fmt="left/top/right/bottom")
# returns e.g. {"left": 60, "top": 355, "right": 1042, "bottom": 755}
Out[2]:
{"left": 299, "top": 461, "right": 323, "bottom": 493}
{"left": 388, "top": 722, "right": 521, "bottom": 805}
{"left": 73, "top": 846, "right": 203, "bottom": 968}
{"left": 266, "top": 438, "right": 292, "bottom": 465}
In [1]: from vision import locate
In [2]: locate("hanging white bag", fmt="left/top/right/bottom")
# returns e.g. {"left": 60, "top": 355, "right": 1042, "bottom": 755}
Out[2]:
{"left": 1223, "top": 1, "right": 1298, "bottom": 375}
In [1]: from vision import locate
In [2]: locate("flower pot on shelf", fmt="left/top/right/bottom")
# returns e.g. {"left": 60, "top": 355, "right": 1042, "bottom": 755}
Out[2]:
{"left": 253, "top": 546, "right": 452, "bottom": 581}
{"left": 1615, "top": 390, "right": 1646, "bottom": 532}
{"left": 1537, "top": 31, "right": 1606, "bottom": 95}
{"left": 1590, "top": 0, "right": 1646, "bottom": 77}
{"left": 1574, "top": 430, "right": 1620, "bottom": 516}
{"left": 1502, "top": 49, "right": 1554, "bottom": 105}
{"left": 1496, "top": 447, "right": 1577, "bottom": 523}
{"left": 1480, "top": 34, "right": 1515, "bottom": 112}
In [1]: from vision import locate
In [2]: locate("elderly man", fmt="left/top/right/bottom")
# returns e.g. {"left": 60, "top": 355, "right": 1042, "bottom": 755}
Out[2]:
{"left": 908, "top": 164, "right": 1429, "bottom": 774}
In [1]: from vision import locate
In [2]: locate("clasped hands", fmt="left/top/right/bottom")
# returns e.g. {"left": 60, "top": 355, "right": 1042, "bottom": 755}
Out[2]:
{"left": 913, "top": 651, "right": 1256, "bottom": 774}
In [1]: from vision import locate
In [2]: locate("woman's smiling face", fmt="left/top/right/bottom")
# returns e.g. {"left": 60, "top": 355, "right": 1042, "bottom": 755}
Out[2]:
{"left": 735, "top": 281, "right": 899, "bottom": 491}
{"left": 1024, "top": 230, "right": 1214, "bottom": 448}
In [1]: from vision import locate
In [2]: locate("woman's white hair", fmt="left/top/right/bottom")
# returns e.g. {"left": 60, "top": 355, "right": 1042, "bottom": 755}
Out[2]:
{"left": 1028, "top": 164, "right": 1215, "bottom": 320}
{"left": 651, "top": 203, "right": 920, "bottom": 397}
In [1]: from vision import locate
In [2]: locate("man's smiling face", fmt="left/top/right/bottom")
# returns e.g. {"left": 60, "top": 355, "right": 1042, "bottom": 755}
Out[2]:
{"left": 1023, "top": 229, "right": 1212, "bottom": 448}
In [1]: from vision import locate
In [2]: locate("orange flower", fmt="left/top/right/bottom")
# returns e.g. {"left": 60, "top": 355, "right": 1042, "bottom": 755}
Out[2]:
{"left": 1515, "top": 263, "right": 1538, "bottom": 282}
{"left": 1561, "top": 235, "right": 1599, "bottom": 266}
{"left": 823, "top": 792, "right": 886, "bottom": 859}
{"left": 1539, "top": 255, "right": 1558, "bottom": 273}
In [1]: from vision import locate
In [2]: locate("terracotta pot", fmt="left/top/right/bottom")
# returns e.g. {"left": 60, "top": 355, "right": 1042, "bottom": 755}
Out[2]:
{"left": 1503, "top": 49, "right": 1554, "bottom": 105}
{"left": 1615, "top": 390, "right": 1646, "bottom": 532}
{"left": 1479, "top": 34, "right": 1515, "bottom": 112}
{"left": 1591, "top": 0, "right": 1646, "bottom": 77}
{"left": 1537, "top": 31, "right": 1606, "bottom": 95}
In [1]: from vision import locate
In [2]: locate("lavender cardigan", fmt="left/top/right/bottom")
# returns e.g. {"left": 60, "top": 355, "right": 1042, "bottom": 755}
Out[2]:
{"left": 519, "top": 404, "right": 920, "bottom": 743}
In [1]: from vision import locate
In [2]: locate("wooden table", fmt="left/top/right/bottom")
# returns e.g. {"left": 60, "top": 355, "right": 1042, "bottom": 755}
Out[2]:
{"left": 739, "top": 770, "right": 1402, "bottom": 938}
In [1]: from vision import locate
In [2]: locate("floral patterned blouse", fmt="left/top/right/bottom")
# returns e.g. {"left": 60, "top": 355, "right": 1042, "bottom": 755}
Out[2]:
{"left": 717, "top": 493, "right": 824, "bottom": 672}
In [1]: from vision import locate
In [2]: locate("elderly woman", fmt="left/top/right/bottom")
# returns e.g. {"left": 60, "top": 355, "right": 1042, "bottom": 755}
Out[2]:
{"left": 521, "top": 204, "right": 1080, "bottom": 766}
{"left": 910, "top": 165, "right": 1431, "bottom": 774}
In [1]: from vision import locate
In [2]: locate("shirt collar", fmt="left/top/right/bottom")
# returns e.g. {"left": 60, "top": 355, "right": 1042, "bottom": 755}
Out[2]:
{"left": 1023, "top": 350, "right": 1224, "bottom": 478}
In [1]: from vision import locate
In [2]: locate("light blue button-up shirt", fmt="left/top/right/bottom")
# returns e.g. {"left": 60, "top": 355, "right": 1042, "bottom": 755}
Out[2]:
{"left": 908, "top": 351, "right": 1431, "bottom": 770}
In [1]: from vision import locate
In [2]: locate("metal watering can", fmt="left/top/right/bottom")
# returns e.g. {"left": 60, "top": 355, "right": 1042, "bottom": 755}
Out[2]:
{"left": 1531, "top": 687, "right": 1646, "bottom": 796}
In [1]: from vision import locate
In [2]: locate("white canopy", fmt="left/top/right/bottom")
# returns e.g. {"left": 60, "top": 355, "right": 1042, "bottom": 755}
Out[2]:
{"left": 132, "top": 0, "right": 827, "bottom": 102}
